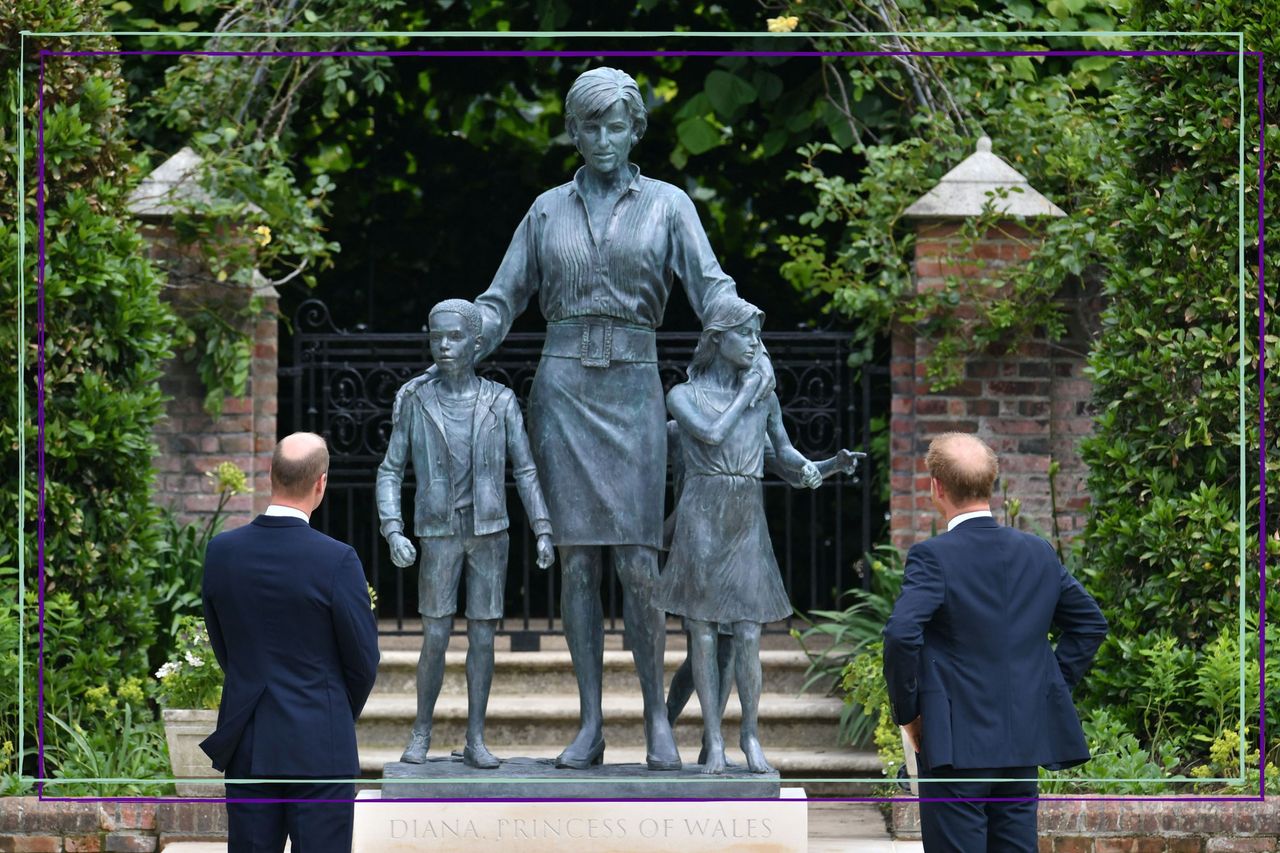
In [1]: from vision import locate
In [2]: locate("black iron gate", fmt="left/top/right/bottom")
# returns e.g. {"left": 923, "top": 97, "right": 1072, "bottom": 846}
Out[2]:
{"left": 281, "top": 299, "right": 886, "bottom": 640}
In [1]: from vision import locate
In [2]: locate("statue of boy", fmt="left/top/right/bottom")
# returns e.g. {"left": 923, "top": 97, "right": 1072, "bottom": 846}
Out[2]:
{"left": 377, "top": 298, "right": 555, "bottom": 769}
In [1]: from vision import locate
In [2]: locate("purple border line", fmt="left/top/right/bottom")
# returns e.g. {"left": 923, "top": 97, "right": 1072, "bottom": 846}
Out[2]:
{"left": 36, "top": 49, "right": 48, "bottom": 798}
{"left": 31, "top": 45, "right": 1267, "bottom": 807}
{"left": 1256, "top": 49, "right": 1267, "bottom": 802}
{"left": 43, "top": 48, "right": 1242, "bottom": 59}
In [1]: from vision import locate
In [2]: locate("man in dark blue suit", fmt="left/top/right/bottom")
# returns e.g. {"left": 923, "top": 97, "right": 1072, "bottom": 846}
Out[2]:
{"left": 883, "top": 432, "right": 1107, "bottom": 853}
{"left": 201, "top": 432, "right": 380, "bottom": 853}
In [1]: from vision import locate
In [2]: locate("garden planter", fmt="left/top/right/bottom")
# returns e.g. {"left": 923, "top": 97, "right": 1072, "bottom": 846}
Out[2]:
{"left": 161, "top": 708, "right": 224, "bottom": 797}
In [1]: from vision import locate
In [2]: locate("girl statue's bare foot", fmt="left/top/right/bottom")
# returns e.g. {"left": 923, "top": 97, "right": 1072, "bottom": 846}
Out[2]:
{"left": 741, "top": 735, "right": 773, "bottom": 774}
{"left": 701, "top": 738, "right": 727, "bottom": 775}
{"left": 697, "top": 740, "right": 741, "bottom": 768}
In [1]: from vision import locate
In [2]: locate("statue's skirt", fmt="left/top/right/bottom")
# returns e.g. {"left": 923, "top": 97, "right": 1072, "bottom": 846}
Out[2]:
{"left": 527, "top": 353, "right": 666, "bottom": 550}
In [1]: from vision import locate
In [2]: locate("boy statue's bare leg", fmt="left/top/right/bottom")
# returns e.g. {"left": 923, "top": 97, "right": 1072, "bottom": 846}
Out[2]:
{"left": 463, "top": 618, "right": 500, "bottom": 769}
{"left": 402, "top": 615, "right": 451, "bottom": 763}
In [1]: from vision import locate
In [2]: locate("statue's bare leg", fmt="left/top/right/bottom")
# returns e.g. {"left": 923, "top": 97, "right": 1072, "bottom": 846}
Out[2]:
{"left": 463, "top": 618, "right": 500, "bottom": 769}
{"left": 556, "top": 545, "right": 606, "bottom": 768}
{"left": 402, "top": 614, "right": 451, "bottom": 763}
{"left": 614, "top": 545, "right": 681, "bottom": 770}
{"left": 668, "top": 632, "right": 737, "bottom": 765}
{"left": 733, "top": 620, "right": 772, "bottom": 774}
{"left": 688, "top": 620, "right": 725, "bottom": 774}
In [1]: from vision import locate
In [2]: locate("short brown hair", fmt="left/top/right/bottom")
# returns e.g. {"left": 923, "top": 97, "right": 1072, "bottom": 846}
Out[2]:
{"left": 270, "top": 432, "right": 329, "bottom": 498}
{"left": 926, "top": 432, "right": 998, "bottom": 503}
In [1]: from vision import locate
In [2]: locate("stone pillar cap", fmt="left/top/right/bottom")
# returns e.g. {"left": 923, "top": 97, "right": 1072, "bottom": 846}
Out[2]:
{"left": 904, "top": 136, "right": 1066, "bottom": 219}
{"left": 128, "top": 146, "right": 264, "bottom": 218}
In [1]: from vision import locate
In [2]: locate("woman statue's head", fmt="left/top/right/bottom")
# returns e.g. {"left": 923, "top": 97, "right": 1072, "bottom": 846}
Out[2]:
{"left": 689, "top": 297, "right": 765, "bottom": 379}
{"left": 565, "top": 67, "right": 649, "bottom": 149}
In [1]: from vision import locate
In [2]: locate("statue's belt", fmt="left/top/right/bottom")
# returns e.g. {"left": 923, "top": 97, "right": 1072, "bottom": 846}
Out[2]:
{"left": 543, "top": 317, "right": 657, "bottom": 368}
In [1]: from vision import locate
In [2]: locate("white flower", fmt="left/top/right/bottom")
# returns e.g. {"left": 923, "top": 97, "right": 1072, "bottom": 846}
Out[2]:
{"left": 155, "top": 662, "right": 178, "bottom": 679}
{"left": 185, "top": 651, "right": 205, "bottom": 668}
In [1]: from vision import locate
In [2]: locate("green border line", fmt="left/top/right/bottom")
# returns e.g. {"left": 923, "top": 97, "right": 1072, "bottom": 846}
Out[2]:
{"left": 18, "top": 31, "right": 1255, "bottom": 792}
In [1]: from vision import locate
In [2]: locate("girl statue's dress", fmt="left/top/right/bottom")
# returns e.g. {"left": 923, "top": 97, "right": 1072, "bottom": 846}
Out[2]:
{"left": 652, "top": 385, "right": 793, "bottom": 625}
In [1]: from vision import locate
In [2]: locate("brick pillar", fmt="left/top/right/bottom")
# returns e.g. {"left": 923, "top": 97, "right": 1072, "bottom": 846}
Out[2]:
{"left": 139, "top": 221, "right": 277, "bottom": 531}
{"left": 888, "top": 221, "right": 1094, "bottom": 551}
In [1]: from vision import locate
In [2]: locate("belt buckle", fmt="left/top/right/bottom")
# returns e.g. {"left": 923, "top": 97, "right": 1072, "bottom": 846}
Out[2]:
{"left": 579, "top": 318, "right": 613, "bottom": 368}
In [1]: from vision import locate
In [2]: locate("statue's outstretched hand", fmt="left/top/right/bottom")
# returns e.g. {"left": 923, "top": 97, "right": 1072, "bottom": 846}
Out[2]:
{"left": 535, "top": 534, "right": 555, "bottom": 570}
{"left": 836, "top": 449, "right": 866, "bottom": 476}
{"left": 388, "top": 532, "right": 417, "bottom": 568}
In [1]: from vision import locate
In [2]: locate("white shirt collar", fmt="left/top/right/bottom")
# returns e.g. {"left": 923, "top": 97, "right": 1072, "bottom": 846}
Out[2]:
{"left": 264, "top": 504, "right": 310, "bottom": 523}
{"left": 947, "top": 509, "right": 993, "bottom": 531}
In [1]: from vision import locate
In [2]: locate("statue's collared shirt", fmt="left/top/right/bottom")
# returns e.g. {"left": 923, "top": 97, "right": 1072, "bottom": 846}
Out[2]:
{"left": 475, "top": 164, "right": 739, "bottom": 354}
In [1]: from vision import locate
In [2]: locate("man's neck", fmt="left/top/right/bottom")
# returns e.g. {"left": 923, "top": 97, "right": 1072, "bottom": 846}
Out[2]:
{"left": 946, "top": 503, "right": 992, "bottom": 525}
{"left": 267, "top": 499, "right": 312, "bottom": 519}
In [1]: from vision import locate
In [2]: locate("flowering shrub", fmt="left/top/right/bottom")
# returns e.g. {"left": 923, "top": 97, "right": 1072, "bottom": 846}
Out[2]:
{"left": 155, "top": 615, "right": 222, "bottom": 710}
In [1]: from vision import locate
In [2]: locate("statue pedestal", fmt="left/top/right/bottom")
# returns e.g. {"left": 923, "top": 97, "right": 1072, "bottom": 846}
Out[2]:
{"left": 353, "top": 784, "right": 808, "bottom": 852}
{"left": 380, "top": 756, "right": 782, "bottom": 799}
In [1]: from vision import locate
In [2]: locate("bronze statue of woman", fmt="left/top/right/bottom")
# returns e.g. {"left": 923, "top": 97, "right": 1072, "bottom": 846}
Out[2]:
{"left": 405, "top": 67, "right": 774, "bottom": 771}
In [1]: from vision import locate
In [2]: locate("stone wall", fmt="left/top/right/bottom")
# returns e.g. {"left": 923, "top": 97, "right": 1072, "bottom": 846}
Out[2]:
{"left": 0, "top": 798, "right": 225, "bottom": 851}
{"left": 138, "top": 220, "right": 277, "bottom": 532}
{"left": 889, "top": 221, "right": 1095, "bottom": 552}
{"left": 893, "top": 796, "right": 1280, "bottom": 852}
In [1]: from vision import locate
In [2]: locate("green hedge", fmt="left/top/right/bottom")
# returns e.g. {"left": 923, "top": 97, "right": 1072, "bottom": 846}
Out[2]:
{"left": 1075, "top": 0, "right": 1278, "bottom": 772}
{"left": 1, "top": 1, "right": 177, "bottom": 791}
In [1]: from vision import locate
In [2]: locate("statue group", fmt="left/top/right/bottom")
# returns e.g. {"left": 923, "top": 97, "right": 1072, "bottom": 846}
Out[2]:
{"left": 376, "top": 68, "right": 860, "bottom": 778}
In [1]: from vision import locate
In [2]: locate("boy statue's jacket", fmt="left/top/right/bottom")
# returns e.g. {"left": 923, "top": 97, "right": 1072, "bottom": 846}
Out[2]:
{"left": 376, "top": 376, "right": 552, "bottom": 538}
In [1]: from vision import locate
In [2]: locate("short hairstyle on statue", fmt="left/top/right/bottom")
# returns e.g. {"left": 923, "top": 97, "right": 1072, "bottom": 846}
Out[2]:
{"left": 270, "top": 432, "right": 330, "bottom": 498}
{"left": 429, "top": 298, "right": 482, "bottom": 337}
{"left": 564, "top": 67, "right": 648, "bottom": 142}
{"left": 926, "top": 432, "right": 999, "bottom": 503}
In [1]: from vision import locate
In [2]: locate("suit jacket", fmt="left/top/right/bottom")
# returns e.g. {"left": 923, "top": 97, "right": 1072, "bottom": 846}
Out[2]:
{"left": 376, "top": 376, "right": 552, "bottom": 539}
{"left": 882, "top": 516, "right": 1107, "bottom": 771}
{"left": 200, "top": 515, "right": 380, "bottom": 776}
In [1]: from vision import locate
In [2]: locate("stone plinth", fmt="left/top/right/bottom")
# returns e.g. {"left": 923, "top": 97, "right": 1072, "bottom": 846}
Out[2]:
{"left": 382, "top": 757, "right": 782, "bottom": 800}
{"left": 355, "top": 788, "right": 808, "bottom": 852}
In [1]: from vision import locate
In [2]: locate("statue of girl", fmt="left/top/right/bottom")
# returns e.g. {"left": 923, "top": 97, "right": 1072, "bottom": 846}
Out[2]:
{"left": 653, "top": 296, "right": 855, "bottom": 775}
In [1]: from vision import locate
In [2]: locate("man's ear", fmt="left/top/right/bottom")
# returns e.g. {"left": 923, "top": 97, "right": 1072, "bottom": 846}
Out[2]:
{"left": 474, "top": 334, "right": 483, "bottom": 353}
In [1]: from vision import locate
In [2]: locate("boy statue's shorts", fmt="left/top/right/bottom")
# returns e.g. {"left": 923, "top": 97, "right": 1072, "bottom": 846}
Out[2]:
{"left": 416, "top": 508, "right": 509, "bottom": 621}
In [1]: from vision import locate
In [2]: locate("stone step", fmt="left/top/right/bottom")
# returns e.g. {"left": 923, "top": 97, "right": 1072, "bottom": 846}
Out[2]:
{"left": 373, "top": 649, "right": 818, "bottom": 695}
{"left": 356, "top": 692, "right": 847, "bottom": 752}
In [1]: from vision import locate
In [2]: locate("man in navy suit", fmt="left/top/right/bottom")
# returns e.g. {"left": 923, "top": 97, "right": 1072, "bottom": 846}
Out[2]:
{"left": 883, "top": 432, "right": 1107, "bottom": 853}
{"left": 201, "top": 432, "right": 380, "bottom": 853}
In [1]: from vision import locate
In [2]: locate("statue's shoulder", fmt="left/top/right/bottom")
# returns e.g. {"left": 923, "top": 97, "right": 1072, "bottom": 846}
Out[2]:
{"left": 531, "top": 181, "right": 576, "bottom": 210}
{"left": 640, "top": 175, "right": 698, "bottom": 216}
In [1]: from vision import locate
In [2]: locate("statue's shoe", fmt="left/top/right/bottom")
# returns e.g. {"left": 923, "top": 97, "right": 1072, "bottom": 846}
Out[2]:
{"left": 555, "top": 737, "right": 606, "bottom": 769}
{"left": 645, "top": 717, "right": 682, "bottom": 771}
{"left": 400, "top": 730, "right": 431, "bottom": 764}
{"left": 463, "top": 742, "right": 501, "bottom": 770}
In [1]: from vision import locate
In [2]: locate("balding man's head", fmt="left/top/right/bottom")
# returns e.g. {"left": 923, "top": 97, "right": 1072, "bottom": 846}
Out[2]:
{"left": 270, "top": 432, "right": 330, "bottom": 500}
{"left": 926, "top": 432, "right": 998, "bottom": 504}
